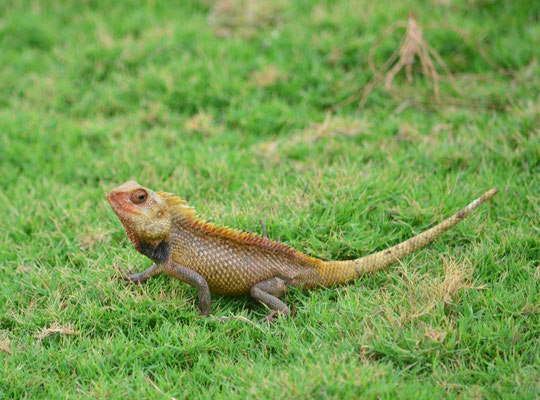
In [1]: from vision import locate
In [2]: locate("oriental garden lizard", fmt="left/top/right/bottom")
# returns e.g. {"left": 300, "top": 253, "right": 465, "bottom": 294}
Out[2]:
{"left": 107, "top": 181, "right": 497, "bottom": 320}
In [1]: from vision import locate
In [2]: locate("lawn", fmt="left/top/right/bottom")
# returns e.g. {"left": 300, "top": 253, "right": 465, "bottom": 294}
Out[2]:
{"left": 0, "top": 0, "right": 538, "bottom": 398}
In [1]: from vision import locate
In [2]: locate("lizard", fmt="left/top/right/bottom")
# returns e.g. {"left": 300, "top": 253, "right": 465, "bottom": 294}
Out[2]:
{"left": 107, "top": 180, "right": 497, "bottom": 320}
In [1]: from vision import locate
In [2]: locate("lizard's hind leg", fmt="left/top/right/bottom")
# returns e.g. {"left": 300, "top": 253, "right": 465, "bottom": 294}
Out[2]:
{"left": 250, "top": 277, "right": 290, "bottom": 321}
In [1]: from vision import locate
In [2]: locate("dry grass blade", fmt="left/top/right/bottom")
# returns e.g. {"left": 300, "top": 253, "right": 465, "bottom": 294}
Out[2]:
{"left": 424, "top": 327, "right": 448, "bottom": 343}
{"left": 434, "top": 257, "right": 486, "bottom": 305}
{"left": 374, "top": 14, "right": 461, "bottom": 106}
{"left": 425, "top": 22, "right": 513, "bottom": 76}
{"left": 331, "top": 13, "right": 509, "bottom": 112}
{"left": 35, "top": 323, "right": 80, "bottom": 344}
{"left": 77, "top": 230, "right": 112, "bottom": 250}
{"left": 0, "top": 337, "right": 12, "bottom": 355}
{"left": 390, "top": 256, "right": 485, "bottom": 322}
{"left": 254, "top": 113, "right": 371, "bottom": 161}
{"left": 211, "top": 314, "right": 267, "bottom": 332}
{"left": 250, "top": 65, "right": 285, "bottom": 87}
{"left": 207, "top": 0, "right": 286, "bottom": 38}
{"left": 184, "top": 111, "right": 223, "bottom": 137}
{"left": 382, "top": 14, "right": 452, "bottom": 101}
{"left": 145, "top": 375, "right": 178, "bottom": 400}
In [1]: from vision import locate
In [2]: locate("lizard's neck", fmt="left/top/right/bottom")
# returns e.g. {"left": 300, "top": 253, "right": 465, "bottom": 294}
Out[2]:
{"left": 137, "top": 240, "right": 171, "bottom": 264}
{"left": 116, "top": 212, "right": 172, "bottom": 263}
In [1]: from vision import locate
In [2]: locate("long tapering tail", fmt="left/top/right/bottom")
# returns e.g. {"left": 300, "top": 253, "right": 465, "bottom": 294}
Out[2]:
{"left": 317, "top": 188, "right": 498, "bottom": 286}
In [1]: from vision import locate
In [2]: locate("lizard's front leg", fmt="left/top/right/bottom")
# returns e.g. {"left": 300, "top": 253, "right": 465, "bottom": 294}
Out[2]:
{"left": 115, "top": 263, "right": 162, "bottom": 284}
{"left": 164, "top": 262, "right": 211, "bottom": 316}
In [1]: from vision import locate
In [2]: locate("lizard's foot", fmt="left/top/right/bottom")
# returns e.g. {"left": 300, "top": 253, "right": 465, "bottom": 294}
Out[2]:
{"left": 198, "top": 309, "right": 211, "bottom": 317}
{"left": 250, "top": 277, "right": 290, "bottom": 324}
{"left": 112, "top": 266, "right": 145, "bottom": 284}
{"left": 259, "top": 310, "right": 285, "bottom": 325}
{"left": 112, "top": 264, "right": 161, "bottom": 285}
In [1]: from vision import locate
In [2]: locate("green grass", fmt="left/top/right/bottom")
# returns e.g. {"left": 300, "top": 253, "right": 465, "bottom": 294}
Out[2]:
{"left": 1, "top": 0, "right": 539, "bottom": 398}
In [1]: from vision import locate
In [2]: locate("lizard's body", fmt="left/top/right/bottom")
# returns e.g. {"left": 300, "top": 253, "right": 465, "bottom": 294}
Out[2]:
{"left": 108, "top": 181, "right": 497, "bottom": 319}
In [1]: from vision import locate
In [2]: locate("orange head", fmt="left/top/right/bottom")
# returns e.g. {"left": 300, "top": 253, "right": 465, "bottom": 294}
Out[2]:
{"left": 107, "top": 181, "right": 172, "bottom": 248}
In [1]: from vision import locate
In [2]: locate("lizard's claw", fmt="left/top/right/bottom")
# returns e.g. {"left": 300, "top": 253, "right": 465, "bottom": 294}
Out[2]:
{"left": 111, "top": 266, "right": 141, "bottom": 284}
{"left": 259, "top": 310, "right": 282, "bottom": 325}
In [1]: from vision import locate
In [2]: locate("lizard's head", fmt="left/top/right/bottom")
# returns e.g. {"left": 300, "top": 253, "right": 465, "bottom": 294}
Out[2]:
{"left": 107, "top": 181, "right": 172, "bottom": 247}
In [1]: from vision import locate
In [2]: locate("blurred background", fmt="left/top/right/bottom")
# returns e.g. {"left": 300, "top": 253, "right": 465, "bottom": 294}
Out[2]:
{"left": 1, "top": 0, "right": 538, "bottom": 398}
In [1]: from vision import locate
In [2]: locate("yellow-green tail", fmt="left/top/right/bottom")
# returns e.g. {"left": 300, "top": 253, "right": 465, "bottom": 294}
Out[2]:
{"left": 317, "top": 189, "right": 498, "bottom": 286}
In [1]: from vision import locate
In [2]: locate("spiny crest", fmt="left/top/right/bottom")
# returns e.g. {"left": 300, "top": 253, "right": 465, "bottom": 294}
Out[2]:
{"left": 157, "top": 191, "right": 304, "bottom": 258}
{"left": 157, "top": 191, "right": 197, "bottom": 220}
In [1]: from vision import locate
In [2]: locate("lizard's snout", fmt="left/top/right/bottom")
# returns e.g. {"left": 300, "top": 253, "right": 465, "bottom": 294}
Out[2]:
{"left": 107, "top": 190, "right": 117, "bottom": 204}
{"left": 107, "top": 190, "right": 125, "bottom": 211}
{"left": 107, "top": 189, "right": 144, "bottom": 217}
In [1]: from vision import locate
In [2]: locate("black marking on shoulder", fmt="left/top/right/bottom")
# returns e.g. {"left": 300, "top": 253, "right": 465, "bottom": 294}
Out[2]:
{"left": 139, "top": 240, "right": 171, "bottom": 263}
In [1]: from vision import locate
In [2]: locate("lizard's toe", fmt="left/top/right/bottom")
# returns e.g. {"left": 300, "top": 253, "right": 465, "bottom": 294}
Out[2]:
{"left": 111, "top": 266, "right": 142, "bottom": 284}
{"left": 112, "top": 274, "right": 136, "bottom": 284}
{"left": 198, "top": 310, "right": 211, "bottom": 317}
{"left": 259, "top": 310, "right": 282, "bottom": 325}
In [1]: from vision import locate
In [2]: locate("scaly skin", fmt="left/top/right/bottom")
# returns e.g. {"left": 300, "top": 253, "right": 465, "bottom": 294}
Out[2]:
{"left": 107, "top": 181, "right": 497, "bottom": 319}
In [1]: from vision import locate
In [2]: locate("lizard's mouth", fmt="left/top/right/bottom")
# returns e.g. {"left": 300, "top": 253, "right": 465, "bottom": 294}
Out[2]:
{"left": 107, "top": 191, "right": 143, "bottom": 247}
{"left": 107, "top": 191, "right": 142, "bottom": 217}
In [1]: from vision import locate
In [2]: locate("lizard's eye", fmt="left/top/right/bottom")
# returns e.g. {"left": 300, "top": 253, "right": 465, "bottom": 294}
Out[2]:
{"left": 130, "top": 189, "right": 148, "bottom": 204}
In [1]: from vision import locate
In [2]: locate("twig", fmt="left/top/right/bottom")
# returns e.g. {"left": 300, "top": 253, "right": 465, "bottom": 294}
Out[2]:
{"left": 259, "top": 219, "right": 268, "bottom": 238}
{"left": 299, "top": 182, "right": 309, "bottom": 203}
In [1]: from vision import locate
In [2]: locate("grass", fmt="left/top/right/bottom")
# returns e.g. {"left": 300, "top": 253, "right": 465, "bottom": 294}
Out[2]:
{"left": 0, "top": 0, "right": 538, "bottom": 398}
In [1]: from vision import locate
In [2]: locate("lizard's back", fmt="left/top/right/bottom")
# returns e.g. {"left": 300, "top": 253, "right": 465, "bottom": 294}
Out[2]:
{"left": 169, "top": 222, "right": 323, "bottom": 295}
